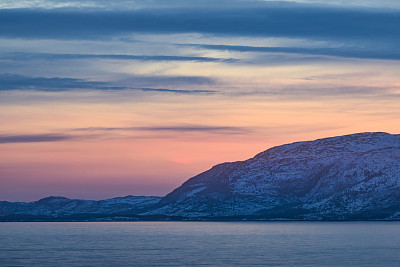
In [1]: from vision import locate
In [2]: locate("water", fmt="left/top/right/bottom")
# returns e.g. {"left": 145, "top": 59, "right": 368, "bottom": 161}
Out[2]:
{"left": 0, "top": 222, "right": 399, "bottom": 266}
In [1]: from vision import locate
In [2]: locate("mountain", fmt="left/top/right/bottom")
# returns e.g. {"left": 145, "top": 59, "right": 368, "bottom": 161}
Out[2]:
{"left": 146, "top": 132, "right": 400, "bottom": 220}
{"left": 0, "top": 195, "right": 161, "bottom": 221}
{"left": 1, "top": 132, "right": 400, "bottom": 221}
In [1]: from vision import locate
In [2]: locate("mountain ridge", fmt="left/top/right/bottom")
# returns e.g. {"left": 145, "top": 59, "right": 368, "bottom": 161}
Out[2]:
{"left": 1, "top": 132, "right": 399, "bottom": 221}
{"left": 0, "top": 195, "right": 162, "bottom": 221}
{"left": 148, "top": 132, "right": 400, "bottom": 220}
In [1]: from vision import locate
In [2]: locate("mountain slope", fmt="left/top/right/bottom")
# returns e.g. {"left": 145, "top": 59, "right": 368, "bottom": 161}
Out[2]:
{"left": 147, "top": 132, "right": 400, "bottom": 220}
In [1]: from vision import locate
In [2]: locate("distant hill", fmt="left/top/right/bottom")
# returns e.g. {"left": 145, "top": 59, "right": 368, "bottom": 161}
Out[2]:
{"left": 2, "top": 132, "right": 400, "bottom": 221}
{"left": 0, "top": 195, "right": 161, "bottom": 221}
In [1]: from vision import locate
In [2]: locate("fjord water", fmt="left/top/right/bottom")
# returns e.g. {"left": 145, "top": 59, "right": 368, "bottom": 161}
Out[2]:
{"left": 1, "top": 222, "right": 399, "bottom": 266}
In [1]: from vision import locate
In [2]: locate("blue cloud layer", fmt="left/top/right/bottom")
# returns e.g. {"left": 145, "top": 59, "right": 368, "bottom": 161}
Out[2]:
{"left": 1, "top": 5, "right": 399, "bottom": 43}
{"left": 1, "top": 52, "right": 234, "bottom": 63}
{"left": 0, "top": 74, "right": 217, "bottom": 93}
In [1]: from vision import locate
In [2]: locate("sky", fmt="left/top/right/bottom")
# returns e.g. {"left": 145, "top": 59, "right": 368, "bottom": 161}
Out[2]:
{"left": 1, "top": 0, "right": 400, "bottom": 201}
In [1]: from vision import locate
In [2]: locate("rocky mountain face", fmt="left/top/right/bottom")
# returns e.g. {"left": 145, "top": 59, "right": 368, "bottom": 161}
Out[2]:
{"left": 147, "top": 132, "right": 400, "bottom": 220}
{"left": 1, "top": 132, "right": 400, "bottom": 221}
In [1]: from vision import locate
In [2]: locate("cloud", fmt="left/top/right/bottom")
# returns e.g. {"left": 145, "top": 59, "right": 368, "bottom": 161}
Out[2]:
{"left": 1, "top": 4, "right": 399, "bottom": 64}
{"left": 1, "top": 5, "right": 399, "bottom": 43}
{"left": 0, "top": 125, "right": 253, "bottom": 145}
{"left": 75, "top": 125, "right": 252, "bottom": 135}
{"left": 0, "top": 73, "right": 112, "bottom": 91}
{"left": 0, "top": 0, "right": 274, "bottom": 10}
{"left": 4, "top": 0, "right": 400, "bottom": 10}
{"left": 1, "top": 73, "right": 396, "bottom": 101}
{"left": 0, "top": 73, "right": 217, "bottom": 93}
{"left": 188, "top": 44, "right": 400, "bottom": 61}
{"left": 1, "top": 52, "right": 234, "bottom": 63}
{"left": 120, "top": 75, "right": 216, "bottom": 88}
{"left": 134, "top": 88, "right": 215, "bottom": 94}
{"left": 0, "top": 134, "right": 74, "bottom": 144}
{"left": 229, "top": 85, "right": 399, "bottom": 101}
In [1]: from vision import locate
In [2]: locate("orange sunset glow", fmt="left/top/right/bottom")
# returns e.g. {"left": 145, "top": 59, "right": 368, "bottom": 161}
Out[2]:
{"left": 1, "top": 0, "right": 400, "bottom": 201}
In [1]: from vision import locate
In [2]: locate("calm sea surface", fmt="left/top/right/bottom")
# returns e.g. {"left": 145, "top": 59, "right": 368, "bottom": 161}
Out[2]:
{"left": 0, "top": 221, "right": 399, "bottom": 266}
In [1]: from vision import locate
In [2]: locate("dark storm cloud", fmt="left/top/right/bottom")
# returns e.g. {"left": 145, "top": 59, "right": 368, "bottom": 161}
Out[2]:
{"left": 0, "top": 134, "right": 74, "bottom": 144}
{"left": 1, "top": 52, "right": 234, "bottom": 63}
{"left": 0, "top": 74, "right": 217, "bottom": 93}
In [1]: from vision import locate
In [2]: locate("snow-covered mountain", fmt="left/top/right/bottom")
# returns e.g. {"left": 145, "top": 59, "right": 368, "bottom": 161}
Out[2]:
{"left": 2, "top": 132, "right": 400, "bottom": 221}
{"left": 147, "top": 132, "right": 400, "bottom": 220}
